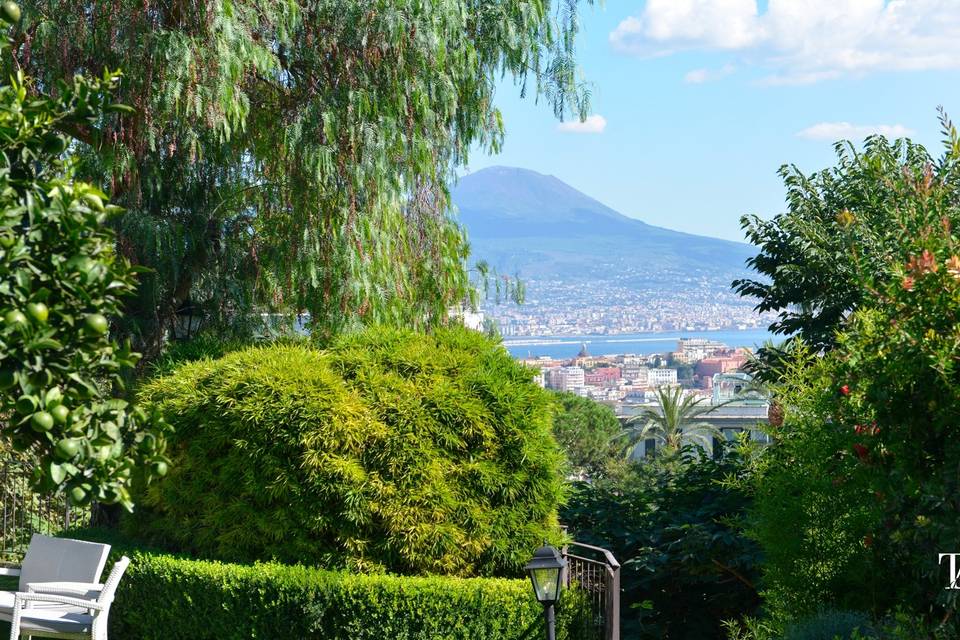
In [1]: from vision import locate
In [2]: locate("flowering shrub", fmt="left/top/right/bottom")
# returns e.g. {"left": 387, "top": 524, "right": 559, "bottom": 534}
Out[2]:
{"left": 750, "top": 119, "right": 960, "bottom": 631}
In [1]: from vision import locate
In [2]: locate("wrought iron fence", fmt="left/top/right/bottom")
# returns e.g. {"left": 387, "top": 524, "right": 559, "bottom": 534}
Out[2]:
{"left": 0, "top": 457, "right": 99, "bottom": 562}
{"left": 563, "top": 541, "right": 620, "bottom": 640}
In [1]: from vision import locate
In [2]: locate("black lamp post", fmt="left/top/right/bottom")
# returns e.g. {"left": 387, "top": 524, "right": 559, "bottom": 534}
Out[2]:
{"left": 173, "top": 299, "right": 203, "bottom": 341}
{"left": 525, "top": 543, "right": 566, "bottom": 640}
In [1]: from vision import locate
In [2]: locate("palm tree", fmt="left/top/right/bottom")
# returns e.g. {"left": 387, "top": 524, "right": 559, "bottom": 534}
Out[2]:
{"left": 616, "top": 385, "right": 724, "bottom": 459}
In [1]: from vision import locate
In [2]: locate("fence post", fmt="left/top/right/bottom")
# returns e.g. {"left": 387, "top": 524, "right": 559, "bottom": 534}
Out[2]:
{"left": 605, "top": 562, "right": 620, "bottom": 640}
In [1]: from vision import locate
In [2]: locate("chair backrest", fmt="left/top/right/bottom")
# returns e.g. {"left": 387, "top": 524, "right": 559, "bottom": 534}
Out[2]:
{"left": 96, "top": 556, "right": 129, "bottom": 607}
{"left": 18, "top": 534, "right": 111, "bottom": 592}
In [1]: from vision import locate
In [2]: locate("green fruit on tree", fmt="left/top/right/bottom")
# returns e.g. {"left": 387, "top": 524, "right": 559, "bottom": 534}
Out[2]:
{"left": 30, "top": 411, "right": 54, "bottom": 432}
{"left": 14, "top": 395, "right": 37, "bottom": 415}
{"left": 83, "top": 313, "right": 109, "bottom": 336}
{"left": 54, "top": 439, "right": 80, "bottom": 460}
{"left": 152, "top": 460, "right": 169, "bottom": 477}
{"left": 69, "top": 486, "right": 88, "bottom": 505}
{"left": 0, "top": 1, "right": 20, "bottom": 24}
{"left": 4, "top": 310, "right": 28, "bottom": 331}
{"left": 0, "top": 232, "right": 14, "bottom": 248}
{"left": 50, "top": 404, "right": 70, "bottom": 424}
{"left": 0, "top": 367, "right": 15, "bottom": 390}
{"left": 25, "top": 302, "right": 48, "bottom": 324}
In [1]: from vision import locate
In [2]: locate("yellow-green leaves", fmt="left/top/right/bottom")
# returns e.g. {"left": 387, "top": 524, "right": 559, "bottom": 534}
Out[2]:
{"left": 135, "top": 326, "right": 564, "bottom": 576}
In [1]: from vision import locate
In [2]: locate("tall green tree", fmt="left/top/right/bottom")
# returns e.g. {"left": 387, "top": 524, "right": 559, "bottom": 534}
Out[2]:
{"left": 733, "top": 113, "right": 957, "bottom": 373}
{"left": 747, "top": 121, "right": 960, "bottom": 632}
{"left": 13, "top": 0, "right": 592, "bottom": 356}
{"left": 618, "top": 386, "right": 722, "bottom": 457}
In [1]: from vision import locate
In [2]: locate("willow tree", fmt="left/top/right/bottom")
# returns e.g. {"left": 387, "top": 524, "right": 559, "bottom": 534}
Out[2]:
{"left": 10, "top": 0, "right": 589, "bottom": 354}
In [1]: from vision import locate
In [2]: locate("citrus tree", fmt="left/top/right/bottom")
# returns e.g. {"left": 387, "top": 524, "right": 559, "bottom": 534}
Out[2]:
{"left": 0, "top": 5, "right": 168, "bottom": 509}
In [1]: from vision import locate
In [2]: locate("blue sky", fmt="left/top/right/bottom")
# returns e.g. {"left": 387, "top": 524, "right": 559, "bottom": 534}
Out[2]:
{"left": 467, "top": 0, "right": 960, "bottom": 242}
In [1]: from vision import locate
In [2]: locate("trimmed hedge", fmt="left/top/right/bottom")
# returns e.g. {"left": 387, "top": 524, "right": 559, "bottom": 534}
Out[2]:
{"left": 133, "top": 326, "right": 565, "bottom": 577}
{"left": 67, "top": 529, "right": 592, "bottom": 640}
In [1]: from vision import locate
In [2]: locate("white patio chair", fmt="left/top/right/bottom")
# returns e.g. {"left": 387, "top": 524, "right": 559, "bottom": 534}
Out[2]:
{"left": 8, "top": 555, "right": 129, "bottom": 640}
{"left": 0, "top": 535, "right": 110, "bottom": 619}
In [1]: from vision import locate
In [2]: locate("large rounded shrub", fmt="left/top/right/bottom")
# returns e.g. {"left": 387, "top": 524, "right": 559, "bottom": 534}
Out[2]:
{"left": 133, "top": 326, "right": 564, "bottom": 576}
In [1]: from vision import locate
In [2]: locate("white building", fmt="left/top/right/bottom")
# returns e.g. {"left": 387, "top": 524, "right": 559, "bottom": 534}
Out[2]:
{"left": 647, "top": 368, "right": 678, "bottom": 387}
{"left": 544, "top": 366, "right": 585, "bottom": 393}
{"left": 622, "top": 365, "right": 649, "bottom": 385}
{"left": 673, "top": 338, "right": 727, "bottom": 364}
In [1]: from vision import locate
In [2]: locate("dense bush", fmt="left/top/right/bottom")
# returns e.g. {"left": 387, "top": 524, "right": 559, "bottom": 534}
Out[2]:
{"left": 550, "top": 391, "right": 620, "bottom": 477}
{"left": 561, "top": 442, "right": 761, "bottom": 639}
{"left": 133, "top": 326, "right": 564, "bottom": 576}
{"left": 62, "top": 528, "right": 591, "bottom": 640}
{"left": 745, "top": 121, "right": 960, "bottom": 632}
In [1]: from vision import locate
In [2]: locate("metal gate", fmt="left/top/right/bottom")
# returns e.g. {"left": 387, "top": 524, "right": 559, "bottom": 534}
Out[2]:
{"left": 0, "top": 457, "right": 99, "bottom": 561}
{"left": 563, "top": 541, "right": 620, "bottom": 640}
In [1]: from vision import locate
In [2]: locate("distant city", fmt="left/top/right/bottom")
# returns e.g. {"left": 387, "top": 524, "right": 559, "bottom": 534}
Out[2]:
{"left": 481, "top": 277, "right": 778, "bottom": 337}
{"left": 516, "top": 336, "right": 771, "bottom": 454}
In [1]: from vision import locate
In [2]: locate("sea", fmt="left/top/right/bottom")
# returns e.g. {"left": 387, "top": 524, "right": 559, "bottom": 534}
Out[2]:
{"left": 502, "top": 327, "right": 777, "bottom": 360}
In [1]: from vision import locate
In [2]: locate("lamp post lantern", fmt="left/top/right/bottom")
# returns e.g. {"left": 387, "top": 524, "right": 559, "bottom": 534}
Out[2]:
{"left": 524, "top": 543, "right": 566, "bottom": 640}
{"left": 173, "top": 299, "right": 203, "bottom": 341}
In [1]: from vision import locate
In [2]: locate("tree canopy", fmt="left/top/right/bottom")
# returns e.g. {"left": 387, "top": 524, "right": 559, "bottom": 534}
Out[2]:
{"left": 734, "top": 113, "right": 959, "bottom": 369}
{"left": 551, "top": 391, "right": 620, "bottom": 477}
{"left": 14, "top": 0, "right": 592, "bottom": 354}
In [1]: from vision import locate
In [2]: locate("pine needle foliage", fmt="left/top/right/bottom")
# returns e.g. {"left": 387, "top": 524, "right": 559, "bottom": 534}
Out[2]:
{"left": 132, "top": 326, "right": 565, "bottom": 577}
{"left": 13, "top": 0, "right": 593, "bottom": 355}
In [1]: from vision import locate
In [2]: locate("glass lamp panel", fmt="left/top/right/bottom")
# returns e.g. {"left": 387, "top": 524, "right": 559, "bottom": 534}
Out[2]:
{"left": 530, "top": 567, "right": 560, "bottom": 602}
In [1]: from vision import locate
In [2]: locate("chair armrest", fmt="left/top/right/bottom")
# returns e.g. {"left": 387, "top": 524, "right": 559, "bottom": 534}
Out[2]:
{"left": 0, "top": 567, "right": 21, "bottom": 577}
{"left": 13, "top": 591, "right": 103, "bottom": 612}
{"left": 26, "top": 581, "right": 103, "bottom": 598}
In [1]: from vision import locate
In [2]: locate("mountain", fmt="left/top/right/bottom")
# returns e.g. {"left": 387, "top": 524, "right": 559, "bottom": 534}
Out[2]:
{"left": 452, "top": 166, "right": 754, "bottom": 281}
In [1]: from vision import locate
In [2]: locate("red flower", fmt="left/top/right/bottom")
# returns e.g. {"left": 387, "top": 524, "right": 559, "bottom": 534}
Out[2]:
{"left": 853, "top": 443, "right": 869, "bottom": 461}
{"left": 854, "top": 424, "right": 864, "bottom": 434}
{"left": 902, "top": 276, "right": 915, "bottom": 291}
{"left": 839, "top": 384, "right": 851, "bottom": 397}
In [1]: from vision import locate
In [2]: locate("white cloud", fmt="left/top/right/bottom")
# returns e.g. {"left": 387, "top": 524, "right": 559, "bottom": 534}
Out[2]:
{"left": 684, "top": 64, "right": 736, "bottom": 84}
{"left": 557, "top": 114, "right": 607, "bottom": 134}
{"left": 796, "top": 121, "right": 915, "bottom": 140}
{"left": 611, "top": 0, "right": 960, "bottom": 83}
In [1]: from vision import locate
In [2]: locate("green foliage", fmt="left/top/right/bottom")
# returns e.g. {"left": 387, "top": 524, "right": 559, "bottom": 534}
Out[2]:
{"left": 550, "top": 391, "right": 620, "bottom": 477}
{"left": 783, "top": 611, "right": 875, "bottom": 640}
{"left": 133, "top": 326, "right": 565, "bottom": 577}
{"left": 0, "top": 12, "right": 167, "bottom": 509}
{"left": 734, "top": 113, "right": 956, "bottom": 375}
{"left": 147, "top": 331, "right": 288, "bottom": 378}
{"left": 747, "top": 345, "right": 883, "bottom": 619}
{"left": 746, "top": 117, "right": 960, "bottom": 632}
{"left": 616, "top": 385, "right": 722, "bottom": 457}
{"left": 561, "top": 443, "right": 761, "bottom": 639}
{"left": 17, "top": 0, "right": 593, "bottom": 353}
{"left": 62, "top": 528, "right": 590, "bottom": 640}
